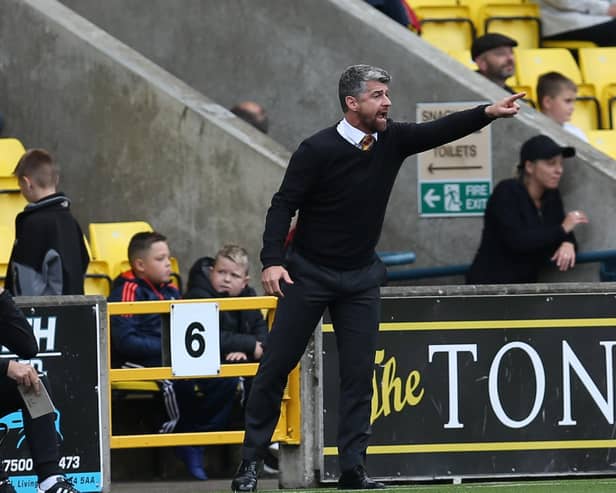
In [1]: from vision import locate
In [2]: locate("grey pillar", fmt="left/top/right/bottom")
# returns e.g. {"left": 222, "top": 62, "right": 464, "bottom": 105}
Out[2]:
{"left": 278, "top": 322, "right": 322, "bottom": 488}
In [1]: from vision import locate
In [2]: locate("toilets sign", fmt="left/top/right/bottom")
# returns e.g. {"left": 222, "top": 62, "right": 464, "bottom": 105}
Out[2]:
{"left": 417, "top": 102, "right": 492, "bottom": 217}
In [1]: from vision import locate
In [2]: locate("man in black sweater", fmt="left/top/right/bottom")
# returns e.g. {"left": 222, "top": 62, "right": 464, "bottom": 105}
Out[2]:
{"left": 0, "top": 289, "right": 80, "bottom": 493}
{"left": 231, "top": 64, "right": 523, "bottom": 492}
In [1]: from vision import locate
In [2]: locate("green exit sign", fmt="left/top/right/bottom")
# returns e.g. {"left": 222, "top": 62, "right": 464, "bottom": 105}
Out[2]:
{"left": 419, "top": 181, "right": 491, "bottom": 217}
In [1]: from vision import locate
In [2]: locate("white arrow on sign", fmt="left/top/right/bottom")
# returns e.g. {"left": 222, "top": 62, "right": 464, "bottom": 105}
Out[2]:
{"left": 424, "top": 188, "right": 442, "bottom": 208}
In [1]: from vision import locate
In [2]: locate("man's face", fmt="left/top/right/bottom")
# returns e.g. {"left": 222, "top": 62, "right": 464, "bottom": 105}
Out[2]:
{"left": 347, "top": 80, "right": 391, "bottom": 133}
{"left": 136, "top": 241, "right": 172, "bottom": 285}
{"left": 209, "top": 256, "right": 249, "bottom": 297}
{"left": 476, "top": 46, "right": 515, "bottom": 86}
{"left": 542, "top": 88, "right": 577, "bottom": 125}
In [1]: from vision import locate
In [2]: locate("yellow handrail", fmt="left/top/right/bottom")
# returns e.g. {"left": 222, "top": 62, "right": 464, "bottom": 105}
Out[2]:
{"left": 107, "top": 297, "right": 301, "bottom": 449}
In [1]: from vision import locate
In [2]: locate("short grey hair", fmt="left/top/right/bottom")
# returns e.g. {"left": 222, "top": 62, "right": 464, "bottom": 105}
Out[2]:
{"left": 338, "top": 64, "right": 391, "bottom": 112}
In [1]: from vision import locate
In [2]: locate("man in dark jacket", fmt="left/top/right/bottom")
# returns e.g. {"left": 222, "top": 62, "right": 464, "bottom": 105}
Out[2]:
{"left": 0, "top": 289, "right": 80, "bottom": 493}
{"left": 5, "top": 149, "right": 88, "bottom": 296}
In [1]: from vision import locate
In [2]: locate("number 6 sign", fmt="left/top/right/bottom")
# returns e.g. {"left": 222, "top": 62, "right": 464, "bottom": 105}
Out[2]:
{"left": 170, "top": 302, "right": 220, "bottom": 376}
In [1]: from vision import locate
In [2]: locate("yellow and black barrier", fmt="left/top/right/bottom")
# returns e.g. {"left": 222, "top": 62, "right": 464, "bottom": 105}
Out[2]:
{"left": 107, "top": 297, "right": 301, "bottom": 450}
{"left": 321, "top": 284, "right": 616, "bottom": 483}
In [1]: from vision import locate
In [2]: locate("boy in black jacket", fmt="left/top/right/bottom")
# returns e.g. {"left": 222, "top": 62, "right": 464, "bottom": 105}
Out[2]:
{"left": 0, "top": 289, "right": 80, "bottom": 493}
{"left": 5, "top": 149, "right": 88, "bottom": 296}
{"left": 185, "top": 245, "right": 268, "bottom": 361}
{"left": 184, "top": 245, "right": 273, "bottom": 472}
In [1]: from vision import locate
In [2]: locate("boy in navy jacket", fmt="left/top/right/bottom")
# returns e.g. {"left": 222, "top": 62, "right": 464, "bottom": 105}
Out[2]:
{"left": 108, "top": 232, "right": 179, "bottom": 368}
{"left": 108, "top": 231, "right": 222, "bottom": 481}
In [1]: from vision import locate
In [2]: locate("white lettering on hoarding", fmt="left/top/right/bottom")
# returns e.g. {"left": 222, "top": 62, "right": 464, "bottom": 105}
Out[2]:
{"left": 28, "top": 316, "right": 56, "bottom": 352}
{"left": 427, "top": 340, "right": 616, "bottom": 430}
{"left": 559, "top": 341, "right": 616, "bottom": 426}
{"left": 488, "top": 342, "right": 545, "bottom": 428}
{"left": 428, "top": 344, "right": 477, "bottom": 429}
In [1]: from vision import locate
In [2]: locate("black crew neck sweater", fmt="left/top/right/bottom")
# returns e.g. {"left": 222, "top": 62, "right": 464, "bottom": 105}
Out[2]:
{"left": 261, "top": 105, "right": 494, "bottom": 270}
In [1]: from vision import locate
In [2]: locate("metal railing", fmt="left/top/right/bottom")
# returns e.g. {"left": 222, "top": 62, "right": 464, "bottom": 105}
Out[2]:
{"left": 386, "top": 249, "right": 616, "bottom": 282}
{"left": 107, "top": 297, "right": 300, "bottom": 449}
{"left": 378, "top": 251, "right": 416, "bottom": 267}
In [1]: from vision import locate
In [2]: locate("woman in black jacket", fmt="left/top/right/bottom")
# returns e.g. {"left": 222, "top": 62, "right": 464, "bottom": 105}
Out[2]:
{"left": 467, "top": 135, "right": 588, "bottom": 284}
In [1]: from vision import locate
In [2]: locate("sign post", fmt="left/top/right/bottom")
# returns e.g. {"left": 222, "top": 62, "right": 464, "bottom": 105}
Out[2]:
{"left": 170, "top": 302, "right": 220, "bottom": 377}
{"left": 417, "top": 102, "right": 492, "bottom": 217}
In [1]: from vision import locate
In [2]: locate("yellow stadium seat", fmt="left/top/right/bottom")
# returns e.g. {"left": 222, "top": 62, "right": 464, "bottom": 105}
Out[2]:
{"left": 88, "top": 221, "right": 153, "bottom": 278}
{"left": 516, "top": 48, "right": 582, "bottom": 97}
{"left": 0, "top": 138, "right": 25, "bottom": 191}
{"left": 578, "top": 48, "right": 616, "bottom": 129}
{"left": 515, "top": 48, "right": 600, "bottom": 129}
{"left": 83, "top": 234, "right": 93, "bottom": 261}
{"left": 89, "top": 221, "right": 182, "bottom": 290}
{"left": 84, "top": 259, "right": 113, "bottom": 297}
{"left": 475, "top": 3, "right": 541, "bottom": 48}
{"left": 412, "top": 0, "right": 459, "bottom": 5}
{"left": 448, "top": 49, "right": 477, "bottom": 70}
{"left": 0, "top": 192, "right": 27, "bottom": 236}
{"left": 462, "top": 0, "right": 526, "bottom": 24}
{"left": 570, "top": 90, "right": 602, "bottom": 131}
{"left": 414, "top": 4, "right": 476, "bottom": 51}
{"left": 111, "top": 380, "right": 159, "bottom": 392}
{"left": 0, "top": 225, "right": 14, "bottom": 279}
{"left": 587, "top": 130, "right": 616, "bottom": 160}
{"left": 541, "top": 40, "right": 597, "bottom": 51}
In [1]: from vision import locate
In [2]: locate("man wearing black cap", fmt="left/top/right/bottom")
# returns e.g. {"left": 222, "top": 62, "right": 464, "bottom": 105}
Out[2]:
{"left": 471, "top": 33, "right": 518, "bottom": 93}
{"left": 467, "top": 134, "right": 589, "bottom": 284}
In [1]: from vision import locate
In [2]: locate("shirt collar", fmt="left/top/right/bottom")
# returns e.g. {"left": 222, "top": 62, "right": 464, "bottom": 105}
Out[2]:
{"left": 336, "top": 118, "right": 378, "bottom": 148}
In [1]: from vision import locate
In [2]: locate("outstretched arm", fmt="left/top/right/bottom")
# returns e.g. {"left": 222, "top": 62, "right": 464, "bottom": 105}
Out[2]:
{"left": 399, "top": 93, "right": 525, "bottom": 157}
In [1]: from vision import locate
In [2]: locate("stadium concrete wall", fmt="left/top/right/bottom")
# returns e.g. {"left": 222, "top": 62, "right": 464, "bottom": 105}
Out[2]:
{"left": 0, "top": 0, "right": 290, "bottom": 277}
{"left": 8, "top": 0, "right": 616, "bottom": 281}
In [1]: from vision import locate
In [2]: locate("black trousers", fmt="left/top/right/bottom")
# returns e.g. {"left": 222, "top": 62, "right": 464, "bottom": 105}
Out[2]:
{"left": 0, "top": 375, "right": 60, "bottom": 481}
{"left": 241, "top": 251, "right": 386, "bottom": 471}
{"left": 543, "top": 19, "right": 616, "bottom": 47}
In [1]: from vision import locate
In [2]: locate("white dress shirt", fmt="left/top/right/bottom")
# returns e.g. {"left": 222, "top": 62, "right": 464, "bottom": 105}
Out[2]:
{"left": 336, "top": 118, "right": 378, "bottom": 149}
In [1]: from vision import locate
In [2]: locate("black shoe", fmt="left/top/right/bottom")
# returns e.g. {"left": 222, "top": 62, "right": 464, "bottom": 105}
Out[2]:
{"left": 0, "top": 479, "right": 16, "bottom": 493}
{"left": 338, "top": 465, "right": 385, "bottom": 490}
{"left": 231, "top": 460, "right": 261, "bottom": 492}
{"left": 37, "top": 477, "right": 80, "bottom": 493}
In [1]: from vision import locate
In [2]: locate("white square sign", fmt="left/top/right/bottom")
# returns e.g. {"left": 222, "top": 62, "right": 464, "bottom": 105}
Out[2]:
{"left": 170, "top": 302, "right": 220, "bottom": 376}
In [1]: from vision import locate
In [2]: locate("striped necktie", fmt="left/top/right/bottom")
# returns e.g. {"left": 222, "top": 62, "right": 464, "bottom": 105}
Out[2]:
{"left": 359, "top": 134, "right": 375, "bottom": 151}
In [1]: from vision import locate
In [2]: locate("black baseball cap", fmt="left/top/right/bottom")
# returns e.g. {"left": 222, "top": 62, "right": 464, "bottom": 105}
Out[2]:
{"left": 471, "top": 33, "right": 518, "bottom": 60}
{"left": 518, "top": 135, "right": 575, "bottom": 169}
